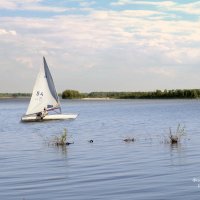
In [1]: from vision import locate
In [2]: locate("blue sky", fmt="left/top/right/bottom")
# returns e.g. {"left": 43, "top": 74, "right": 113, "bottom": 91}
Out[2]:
{"left": 0, "top": 0, "right": 200, "bottom": 92}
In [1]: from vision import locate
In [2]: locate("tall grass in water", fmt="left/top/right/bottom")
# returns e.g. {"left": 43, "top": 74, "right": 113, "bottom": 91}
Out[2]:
{"left": 168, "top": 124, "right": 185, "bottom": 144}
{"left": 52, "top": 128, "right": 73, "bottom": 146}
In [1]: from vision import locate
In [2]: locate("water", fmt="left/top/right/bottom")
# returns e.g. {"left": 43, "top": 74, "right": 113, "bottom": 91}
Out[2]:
{"left": 0, "top": 99, "right": 200, "bottom": 200}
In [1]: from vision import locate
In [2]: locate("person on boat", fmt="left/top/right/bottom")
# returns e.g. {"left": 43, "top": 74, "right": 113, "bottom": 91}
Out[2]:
{"left": 35, "top": 108, "right": 48, "bottom": 120}
{"left": 36, "top": 112, "right": 43, "bottom": 119}
{"left": 42, "top": 107, "right": 48, "bottom": 117}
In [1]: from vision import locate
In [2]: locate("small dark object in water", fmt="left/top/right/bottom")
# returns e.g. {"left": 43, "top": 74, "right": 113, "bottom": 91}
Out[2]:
{"left": 56, "top": 142, "right": 74, "bottom": 146}
{"left": 169, "top": 134, "right": 179, "bottom": 144}
{"left": 66, "top": 142, "right": 74, "bottom": 145}
{"left": 170, "top": 138, "right": 178, "bottom": 144}
{"left": 124, "top": 138, "right": 134, "bottom": 142}
{"left": 88, "top": 140, "right": 93, "bottom": 143}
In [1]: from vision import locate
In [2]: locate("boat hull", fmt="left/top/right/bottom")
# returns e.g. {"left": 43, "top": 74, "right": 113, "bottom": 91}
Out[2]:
{"left": 21, "top": 114, "right": 78, "bottom": 122}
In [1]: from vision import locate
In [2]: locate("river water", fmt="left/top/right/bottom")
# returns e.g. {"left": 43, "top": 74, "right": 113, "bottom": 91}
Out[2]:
{"left": 0, "top": 99, "right": 200, "bottom": 200}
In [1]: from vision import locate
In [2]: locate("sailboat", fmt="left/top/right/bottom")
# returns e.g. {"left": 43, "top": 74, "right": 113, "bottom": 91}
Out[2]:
{"left": 21, "top": 57, "right": 78, "bottom": 122}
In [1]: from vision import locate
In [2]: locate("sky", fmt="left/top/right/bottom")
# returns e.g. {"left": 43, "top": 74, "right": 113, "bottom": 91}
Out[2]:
{"left": 0, "top": 0, "right": 200, "bottom": 93}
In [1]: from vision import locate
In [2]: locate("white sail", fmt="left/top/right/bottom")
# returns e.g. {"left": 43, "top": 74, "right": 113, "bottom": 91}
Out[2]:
{"left": 26, "top": 57, "right": 60, "bottom": 115}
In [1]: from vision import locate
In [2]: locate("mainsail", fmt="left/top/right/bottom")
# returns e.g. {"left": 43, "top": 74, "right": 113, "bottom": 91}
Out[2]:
{"left": 26, "top": 57, "right": 61, "bottom": 115}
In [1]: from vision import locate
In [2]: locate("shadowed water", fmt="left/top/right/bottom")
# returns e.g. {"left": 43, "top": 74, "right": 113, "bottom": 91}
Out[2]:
{"left": 0, "top": 99, "right": 200, "bottom": 200}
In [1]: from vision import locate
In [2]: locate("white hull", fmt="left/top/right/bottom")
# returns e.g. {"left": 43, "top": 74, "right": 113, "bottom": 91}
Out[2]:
{"left": 21, "top": 114, "right": 78, "bottom": 122}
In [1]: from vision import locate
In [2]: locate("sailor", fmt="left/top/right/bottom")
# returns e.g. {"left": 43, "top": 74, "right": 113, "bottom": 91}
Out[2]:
{"left": 43, "top": 107, "right": 48, "bottom": 117}
{"left": 37, "top": 112, "right": 42, "bottom": 117}
{"left": 36, "top": 112, "right": 43, "bottom": 120}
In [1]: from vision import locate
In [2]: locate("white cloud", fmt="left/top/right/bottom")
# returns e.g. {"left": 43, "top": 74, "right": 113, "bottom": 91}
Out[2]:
{"left": 0, "top": 28, "right": 16, "bottom": 35}
{"left": 111, "top": 0, "right": 176, "bottom": 7}
{"left": 79, "top": 1, "right": 96, "bottom": 7}
{"left": 0, "top": 0, "right": 18, "bottom": 10}
{"left": 147, "top": 67, "right": 176, "bottom": 77}
{"left": 169, "top": 1, "right": 200, "bottom": 15}
{"left": 1, "top": 3, "right": 200, "bottom": 92}
{"left": 111, "top": 0, "right": 200, "bottom": 15}
{"left": 1, "top": 9, "right": 200, "bottom": 60}
{"left": 16, "top": 56, "right": 33, "bottom": 68}
{"left": 0, "top": 0, "right": 68, "bottom": 12}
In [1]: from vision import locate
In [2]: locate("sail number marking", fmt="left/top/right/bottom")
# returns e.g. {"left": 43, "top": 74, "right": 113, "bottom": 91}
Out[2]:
{"left": 36, "top": 91, "right": 44, "bottom": 96}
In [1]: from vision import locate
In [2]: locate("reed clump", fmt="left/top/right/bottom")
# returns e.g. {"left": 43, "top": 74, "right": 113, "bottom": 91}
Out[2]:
{"left": 53, "top": 128, "right": 74, "bottom": 146}
{"left": 168, "top": 124, "right": 185, "bottom": 144}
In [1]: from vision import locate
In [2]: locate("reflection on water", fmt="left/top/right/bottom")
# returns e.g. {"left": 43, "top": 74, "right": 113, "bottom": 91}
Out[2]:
{"left": 52, "top": 145, "right": 68, "bottom": 157}
{"left": 168, "top": 143, "right": 187, "bottom": 166}
{"left": 0, "top": 99, "right": 200, "bottom": 200}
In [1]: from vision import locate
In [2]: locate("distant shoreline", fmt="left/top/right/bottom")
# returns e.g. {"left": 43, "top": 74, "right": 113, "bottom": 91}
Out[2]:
{"left": 82, "top": 97, "right": 111, "bottom": 100}
{"left": 0, "top": 93, "right": 31, "bottom": 99}
{"left": 62, "top": 89, "right": 200, "bottom": 99}
{"left": 1, "top": 89, "right": 200, "bottom": 99}
{"left": 0, "top": 96, "right": 199, "bottom": 101}
{"left": 0, "top": 96, "right": 30, "bottom": 100}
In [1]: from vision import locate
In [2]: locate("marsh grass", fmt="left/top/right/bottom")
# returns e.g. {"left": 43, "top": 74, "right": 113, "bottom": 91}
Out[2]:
{"left": 50, "top": 128, "right": 74, "bottom": 146}
{"left": 167, "top": 124, "right": 186, "bottom": 144}
{"left": 54, "top": 128, "right": 67, "bottom": 145}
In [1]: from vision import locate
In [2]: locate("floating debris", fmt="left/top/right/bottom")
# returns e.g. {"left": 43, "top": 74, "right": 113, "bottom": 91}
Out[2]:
{"left": 123, "top": 138, "right": 135, "bottom": 142}
{"left": 88, "top": 140, "right": 94, "bottom": 143}
{"left": 65, "top": 142, "right": 74, "bottom": 146}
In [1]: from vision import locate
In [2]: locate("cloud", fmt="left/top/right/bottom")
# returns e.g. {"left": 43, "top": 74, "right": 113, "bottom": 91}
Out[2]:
{"left": 169, "top": 1, "right": 200, "bottom": 15}
{"left": 111, "top": 0, "right": 200, "bottom": 16}
{"left": 1, "top": 9, "right": 200, "bottom": 67}
{"left": 79, "top": 1, "right": 96, "bottom": 7}
{"left": 16, "top": 57, "right": 33, "bottom": 69}
{"left": 147, "top": 67, "right": 176, "bottom": 77}
{"left": 1, "top": 1, "right": 200, "bottom": 92}
{"left": 0, "top": 28, "right": 16, "bottom": 35}
{"left": 111, "top": 0, "right": 176, "bottom": 7}
{"left": 0, "top": 0, "right": 68, "bottom": 12}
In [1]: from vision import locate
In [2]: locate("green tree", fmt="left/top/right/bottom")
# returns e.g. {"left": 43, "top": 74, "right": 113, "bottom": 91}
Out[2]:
{"left": 62, "top": 90, "right": 81, "bottom": 99}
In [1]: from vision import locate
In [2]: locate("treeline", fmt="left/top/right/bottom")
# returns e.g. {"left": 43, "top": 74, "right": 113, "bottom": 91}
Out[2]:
{"left": 62, "top": 90, "right": 82, "bottom": 99}
{"left": 0, "top": 93, "right": 31, "bottom": 98}
{"left": 2, "top": 89, "right": 200, "bottom": 99}
{"left": 62, "top": 89, "right": 200, "bottom": 99}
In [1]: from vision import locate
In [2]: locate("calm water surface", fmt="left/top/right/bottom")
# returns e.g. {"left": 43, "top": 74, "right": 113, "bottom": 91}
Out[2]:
{"left": 0, "top": 99, "right": 200, "bottom": 200}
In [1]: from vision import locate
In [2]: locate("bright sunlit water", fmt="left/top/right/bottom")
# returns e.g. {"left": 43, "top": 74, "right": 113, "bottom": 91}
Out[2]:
{"left": 0, "top": 99, "right": 200, "bottom": 200}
